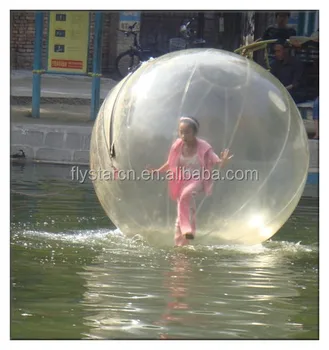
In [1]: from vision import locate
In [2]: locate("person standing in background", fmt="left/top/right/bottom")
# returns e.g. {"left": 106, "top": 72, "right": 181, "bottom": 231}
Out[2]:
{"left": 262, "top": 12, "right": 297, "bottom": 66}
{"left": 270, "top": 39, "right": 304, "bottom": 103}
{"left": 262, "top": 12, "right": 297, "bottom": 42}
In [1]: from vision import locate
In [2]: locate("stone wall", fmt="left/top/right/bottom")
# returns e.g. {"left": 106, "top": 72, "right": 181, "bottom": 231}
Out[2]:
{"left": 11, "top": 120, "right": 319, "bottom": 168}
{"left": 11, "top": 123, "right": 92, "bottom": 164}
{"left": 10, "top": 11, "right": 48, "bottom": 69}
{"left": 308, "top": 140, "right": 319, "bottom": 169}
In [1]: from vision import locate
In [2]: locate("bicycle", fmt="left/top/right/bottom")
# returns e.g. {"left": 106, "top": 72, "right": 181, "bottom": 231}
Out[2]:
{"left": 169, "top": 17, "right": 206, "bottom": 52}
{"left": 115, "top": 22, "right": 159, "bottom": 78}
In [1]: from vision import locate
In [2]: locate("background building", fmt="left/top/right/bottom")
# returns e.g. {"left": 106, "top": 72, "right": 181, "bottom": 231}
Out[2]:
{"left": 10, "top": 10, "right": 319, "bottom": 76}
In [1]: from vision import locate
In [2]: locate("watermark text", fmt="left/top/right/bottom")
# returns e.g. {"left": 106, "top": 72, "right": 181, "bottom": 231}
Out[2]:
{"left": 70, "top": 166, "right": 259, "bottom": 184}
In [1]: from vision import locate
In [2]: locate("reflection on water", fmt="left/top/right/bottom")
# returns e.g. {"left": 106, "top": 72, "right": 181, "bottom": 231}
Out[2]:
{"left": 11, "top": 164, "right": 319, "bottom": 339}
{"left": 79, "top": 238, "right": 317, "bottom": 339}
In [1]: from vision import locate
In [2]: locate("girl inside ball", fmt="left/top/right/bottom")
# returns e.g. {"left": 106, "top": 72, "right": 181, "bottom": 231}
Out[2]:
{"left": 147, "top": 116, "right": 233, "bottom": 246}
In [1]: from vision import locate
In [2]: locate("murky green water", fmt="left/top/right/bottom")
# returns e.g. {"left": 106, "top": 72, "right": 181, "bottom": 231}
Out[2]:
{"left": 10, "top": 163, "right": 319, "bottom": 340}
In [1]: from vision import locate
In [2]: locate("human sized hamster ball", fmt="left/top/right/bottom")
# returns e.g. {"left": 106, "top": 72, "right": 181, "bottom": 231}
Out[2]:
{"left": 90, "top": 48, "right": 309, "bottom": 246}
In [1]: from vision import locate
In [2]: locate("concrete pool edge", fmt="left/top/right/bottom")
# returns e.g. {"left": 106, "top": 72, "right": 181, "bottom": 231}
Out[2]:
{"left": 10, "top": 122, "right": 319, "bottom": 197}
{"left": 11, "top": 122, "right": 92, "bottom": 165}
{"left": 11, "top": 121, "right": 319, "bottom": 165}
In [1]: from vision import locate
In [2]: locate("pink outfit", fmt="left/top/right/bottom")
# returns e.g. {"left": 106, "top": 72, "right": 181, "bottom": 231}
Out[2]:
{"left": 167, "top": 138, "right": 220, "bottom": 246}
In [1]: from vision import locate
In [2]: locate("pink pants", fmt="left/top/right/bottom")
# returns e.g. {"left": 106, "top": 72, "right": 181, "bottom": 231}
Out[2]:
{"left": 174, "top": 180, "right": 203, "bottom": 246}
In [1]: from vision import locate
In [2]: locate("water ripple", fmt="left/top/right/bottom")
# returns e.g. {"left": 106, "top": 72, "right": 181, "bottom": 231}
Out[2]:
{"left": 10, "top": 164, "right": 319, "bottom": 340}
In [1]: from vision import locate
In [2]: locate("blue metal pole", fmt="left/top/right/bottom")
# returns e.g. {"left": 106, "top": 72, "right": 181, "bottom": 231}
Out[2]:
{"left": 90, "top": 12, "right": 103, "bottom": 121}
{"left": 31, "top": 11, "right": 44, "bottom": 118}
{"left": 307, "top": 11, "right": 315, "bottom": 36}
{"left": 314, "top": 11, "right": 319, "bottom": 32}
{"left": 297, "top": 12, "right": 305, "bottom": 36}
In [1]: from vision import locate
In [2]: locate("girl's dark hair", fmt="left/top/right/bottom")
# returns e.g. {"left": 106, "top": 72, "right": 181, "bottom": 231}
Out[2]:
{"left": 190, "top": 117, "right": 200, "bottom": 134}
{"left": 180, "top": 116, "right": 200, "bottom": 134}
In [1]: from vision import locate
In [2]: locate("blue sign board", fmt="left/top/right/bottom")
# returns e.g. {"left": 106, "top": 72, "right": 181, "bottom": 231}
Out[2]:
{"left": 119, "top": 11, "right": 141, "bottom": 31}
{"left": 119, "top": 11, "right": 141, "bottom": 22}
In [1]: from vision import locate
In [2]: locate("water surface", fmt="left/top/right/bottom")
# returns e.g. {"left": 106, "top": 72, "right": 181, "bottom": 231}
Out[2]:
{"left": 10, "top": 163, "right": 319, "bottom": 340}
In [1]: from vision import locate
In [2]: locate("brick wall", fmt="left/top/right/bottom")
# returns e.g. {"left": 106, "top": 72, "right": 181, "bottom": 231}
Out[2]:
{"left": 10, "top": 11, "right": 48, "bottom": 69}
{"left": 10, "top": 11, "right": 118, "bottom": 74}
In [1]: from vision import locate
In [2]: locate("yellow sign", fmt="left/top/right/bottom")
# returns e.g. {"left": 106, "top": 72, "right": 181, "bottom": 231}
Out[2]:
{"left": 47, "top": 11, "right": 90, "bottom": 74}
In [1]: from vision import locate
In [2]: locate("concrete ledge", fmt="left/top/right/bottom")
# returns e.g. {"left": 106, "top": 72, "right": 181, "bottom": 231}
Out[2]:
{"left": 308, "top": 139, "right": 319, "bottom": 169}
{"left": 36, "top": 148, "right": 73, "bottom": 162}
{"left": 11, "top": 121, "right": 319, "bottom": 169}
{"left": 11, "top": 123, "right": 92, "bottom": 165}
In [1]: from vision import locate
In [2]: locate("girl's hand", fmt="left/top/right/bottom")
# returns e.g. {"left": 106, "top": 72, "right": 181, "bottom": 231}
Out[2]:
{"left": 220, "top": 149, "right": 234, "bottom": 164}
